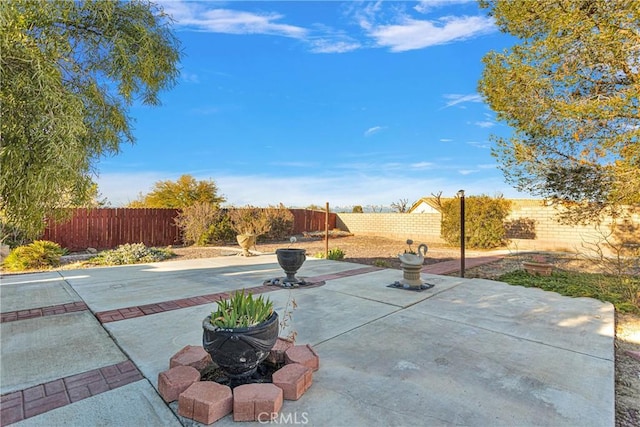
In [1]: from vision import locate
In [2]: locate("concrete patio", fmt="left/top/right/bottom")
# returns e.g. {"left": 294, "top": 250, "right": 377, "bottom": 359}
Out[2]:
{"left": 0, "top": 254, "right": 614, "bottom": 426}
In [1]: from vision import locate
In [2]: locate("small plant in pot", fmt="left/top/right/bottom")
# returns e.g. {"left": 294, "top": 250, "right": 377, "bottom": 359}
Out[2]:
{"left": 202, "top": 290, "right": 279, "bottom": 382}
{"left": 228, "top": 206, "right": 272, "bottom": 256}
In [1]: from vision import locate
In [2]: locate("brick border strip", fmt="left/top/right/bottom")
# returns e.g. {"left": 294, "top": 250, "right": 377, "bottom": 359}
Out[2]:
{"left": 96, "top": 266, "right": 382, "bottom": 324}
{"left": 0, "top": 302, "right": 88, "bottom": 324}
{"left": 0, "top": 360, "right": 143, "bottom": 426}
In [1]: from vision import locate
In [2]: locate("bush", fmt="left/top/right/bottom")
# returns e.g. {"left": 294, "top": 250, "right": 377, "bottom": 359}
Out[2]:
{"left": 175, "top": 202, "right": 229, "bottom": 245}
{"left": 264, "top": 204, "right": 294, "bottom": 240}
{"left": 90, "top": 243, "right": 174, "bottom": 265}
{"left": 440, "top": 195, "right": 511, "bottom": 249}
{"left": 2, "top": 240, "right": 65, "bottom": 271}
{"left": 206, "top": 213, "right": 236, "bottom": 243}
{"left": 314, "top": 248, "right": 346, "bottom": 260}
{"left": 228, "top": 205, "right": 294, "bottom": 241}
{"left": 228, "top": 206, "right": 271, "bottom": 236}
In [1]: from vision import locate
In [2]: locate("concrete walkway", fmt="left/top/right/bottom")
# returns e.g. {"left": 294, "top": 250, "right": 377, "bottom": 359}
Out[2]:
{"left": 0, "top": 255, "right": 614, "bottom": 426}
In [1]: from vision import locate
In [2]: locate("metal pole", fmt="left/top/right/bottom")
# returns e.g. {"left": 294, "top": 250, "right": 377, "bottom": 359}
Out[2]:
{"left": 458, "top": 190, "right": 465, "bottom": 278}
{"left": 325, "top": 202, "right": 329, "bottom": 258}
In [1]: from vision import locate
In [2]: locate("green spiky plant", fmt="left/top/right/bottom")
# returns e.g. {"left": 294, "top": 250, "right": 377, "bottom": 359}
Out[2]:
{"left": 209, "top": 290, "right": 274, "bottom": 329}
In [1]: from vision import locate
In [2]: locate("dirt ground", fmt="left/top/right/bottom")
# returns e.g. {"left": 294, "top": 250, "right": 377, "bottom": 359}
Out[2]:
{"left": 170, "top": 234, "right": 639, "bottom": 427}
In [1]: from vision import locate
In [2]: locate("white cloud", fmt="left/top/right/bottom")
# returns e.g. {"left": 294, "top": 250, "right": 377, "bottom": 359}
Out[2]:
{"left": 466, "top": 141, "right": 491, "bottom": 149}
{"left": 309, "top": 39, "right": 361, "bottom": 54}
{"left": 473, "top": 120, "right": 495, "bottom": 128}
{"left": 414, "top": 0, "right": 474, "bottom": 14}
{"left": 163, "top": 4, "right": 307, "bottom": 39}
{"left": 410, "top": 162, "right": 434, "bottom": 170}
{"left": 364, "top": 126, "right": 386, "bottom": 137}
{"left": 439, "top": 138, "right": 453, "bottom": 142}
{"left": 458, "top": 169, "right": 477, "bottom": 175}
{"left": 368, "top": 15, "right": 495, "bottom": 52}
{"left": 442, "top": 93, "right": 484, "bottom": 108}
{"left": 181, "top": 71, "right": 199, "bottom": 83}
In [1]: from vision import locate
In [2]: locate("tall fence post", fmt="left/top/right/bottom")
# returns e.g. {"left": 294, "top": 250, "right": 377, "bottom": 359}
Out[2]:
{"left": 325, "top": 202, "right": 329, "bottom": 258}
{"left": 458, "top": 190, "right": 465, "bottom": 278}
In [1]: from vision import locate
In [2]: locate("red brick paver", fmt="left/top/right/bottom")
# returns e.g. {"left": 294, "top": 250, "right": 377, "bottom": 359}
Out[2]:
{"left": 233, "top": 383, "right": 283, "bottom": 422}
{"left": 158, "top": 366, "right": 201, "bottom": 403}
{"left": 284, "top": 344, "right": 320, "bottom": 372}
{"left": 170, "top": 345, "right": 212, "bottom": 371}
{"left": 0, "top": 361, "right": 143, "bottom": 426}
{"left": 266, "top": 338, "right": 295, "bottom": 365}
{"left": 272, "top": 363, "right": 313, "bottom": 400}
{"left": 0, "top": 302, "right": 88, "bottom": 324}
{"left": 178, "top": 381, "right": 233, "bottom": 424}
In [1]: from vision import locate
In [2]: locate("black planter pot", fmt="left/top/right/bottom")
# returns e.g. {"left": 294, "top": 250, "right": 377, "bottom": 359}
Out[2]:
{"left": 276, "top": 248, "right": 306, "bottom": 284}
{"left": 202, "top": 312, "right": 279, "bottom": 379}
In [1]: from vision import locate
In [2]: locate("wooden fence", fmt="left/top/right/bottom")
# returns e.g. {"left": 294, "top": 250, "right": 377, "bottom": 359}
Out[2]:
{"left": 42, "top": 208, "right": 181, "bottom": 251}
{"left": 290, "top": 209, "right": 336, "bottom": 234}
{"left": 42, "top": 208, "right": 336, "bottom": 251}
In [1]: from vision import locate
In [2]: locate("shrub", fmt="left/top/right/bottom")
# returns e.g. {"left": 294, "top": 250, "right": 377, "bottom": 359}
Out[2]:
{"left": 228, "top": 205, "right": 294, "bottom": 241}
{"left": 374, "top": 259, "right": 391, "bottom": 268}
{"left": 314, "top": 248, "right": 346, "bottom": 260}
{"left": 175, "top": 202, "right": 232, "bottom": 245}
{"left": 2, "top": 240, "right": 65, "bottom": 271}
{"left": 264, "top": 204, "right": 294, "bottom": 240}
{"left": 440, "top": 195, "right": 511, "bottom": 249}
{"left": 90, "top": 243, "right": 174, "bottom": 265}
{"left": 228, "top": 206, "right": 271, "bottom": 236}
{"left": 206, "top": 213, "right": 236, "bottom": 243}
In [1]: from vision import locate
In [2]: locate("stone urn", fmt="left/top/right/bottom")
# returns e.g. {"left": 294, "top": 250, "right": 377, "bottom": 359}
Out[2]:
{"left": 397, "top": 243, "right": 428, "bottom": 289}
{"left": 398, "top": 253, "right": 426, "bottom": 289}
{"left": 202, "top": 312, "right": 279, "bottom": 380}
{"left": 275, "top": 248, "right": 306, "bottom": 285}
{"left": 236, "top": 234, "right": 257, "bottom": 256}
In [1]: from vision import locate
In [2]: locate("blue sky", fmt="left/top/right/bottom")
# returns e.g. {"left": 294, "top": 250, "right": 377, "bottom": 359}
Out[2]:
{"left": 96, "top": 0, "right": 527, "bottom": 209}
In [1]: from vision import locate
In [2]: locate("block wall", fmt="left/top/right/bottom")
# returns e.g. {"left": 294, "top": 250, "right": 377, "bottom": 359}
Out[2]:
{"left": 335, "top": 200, "right": 639, "bottom": 254}
{"left": 336, "top": 213, "right": 445, "bottom": 243}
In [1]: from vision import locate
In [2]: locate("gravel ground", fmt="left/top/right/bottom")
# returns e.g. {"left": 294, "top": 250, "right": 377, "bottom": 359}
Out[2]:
{"left": 170, "top": 234, "right": 639, "bottom": 427}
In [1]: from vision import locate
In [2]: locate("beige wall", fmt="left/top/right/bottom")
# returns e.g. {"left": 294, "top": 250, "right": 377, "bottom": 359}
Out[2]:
{"left": 336, "top": 212, "right": 445, "bottom": 244}
{"left": 336, "top": 199, "right": 640, "bottom": 254}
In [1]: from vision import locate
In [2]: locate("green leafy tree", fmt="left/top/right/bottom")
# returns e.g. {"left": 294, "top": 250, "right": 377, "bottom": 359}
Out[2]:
{"left": 129, "top": 175, "right": 226, "bottom": 208}
{"left": 478, "top": 0, "right": 640, "bottom": 224}
{"left": 352, "top": 205, "right": 364, "bottom": 213}
{"left": 1, "top": 0, "right": 181, "bottom": 239}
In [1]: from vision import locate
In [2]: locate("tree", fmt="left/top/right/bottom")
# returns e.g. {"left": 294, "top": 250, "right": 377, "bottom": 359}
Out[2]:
{"left": 478, "top": 0, "right": 640, "bottom": 224}
{"left": 1, "top": 1, "right": 181, "bottom": 238}
{"left": 352, "top": 205, "right": 364, "bottom": 213}
{"left": 391, "top": 198, "right": 409, "bottom": 213}
{"left": 129, "top": 175, "right": 226, "bottom": 208}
